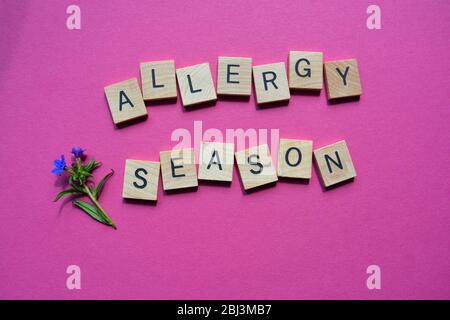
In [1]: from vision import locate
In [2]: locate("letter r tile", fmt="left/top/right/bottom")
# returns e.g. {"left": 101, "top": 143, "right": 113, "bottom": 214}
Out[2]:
{"left": 253, "top": 62, "right": 290, "bottom": 104}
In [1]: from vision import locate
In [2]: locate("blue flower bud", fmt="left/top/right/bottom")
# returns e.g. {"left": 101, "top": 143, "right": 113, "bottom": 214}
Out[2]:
{"left": 71, "top": 147, "right": 85, "bottom": 158}
{"left": 51, "top": 155, "right": 67, "bottom": 175}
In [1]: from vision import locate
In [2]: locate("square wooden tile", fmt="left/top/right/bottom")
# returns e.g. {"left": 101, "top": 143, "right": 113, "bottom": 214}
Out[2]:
{"left": 217, "top": 56, "right": 252, "bottom": 96}
{"left": 253, "top": 62, "right": 290, "bottom": 104}
{"left": 176, "top": 63, "right": 217, "bottom": 106}
{"left": 104, "top": 78, "right": 147, "bottom": 125}
{"left": 289, "top": 51, "right": 323, "bottom": 90}
{"left": 314, "top": 140, "right": 356, "bottom": 187}
{"left": 140, "top": 60, "right": 177, "bottom": 101}
{"left": 278, "top": 139, "right": 313, "bottom": 179}
{"left": 160, "top": 148, "right": 198, "bottom": 191}
{"left": 324, "top": 59, "right": 362, "bottom": 100}
{"left": 235, "top": 144, "right": 278, "bottom": 191}
{"left": 122, "top": 160, "right": 160, "bottom": 201}
{"left": 198, "top": 141, "right": 235, "bottom": 182}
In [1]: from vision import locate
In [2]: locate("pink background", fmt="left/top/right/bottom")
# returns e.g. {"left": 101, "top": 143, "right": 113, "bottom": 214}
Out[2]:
{"left": 1, "top": 0, "right": 449, "bottom": 299}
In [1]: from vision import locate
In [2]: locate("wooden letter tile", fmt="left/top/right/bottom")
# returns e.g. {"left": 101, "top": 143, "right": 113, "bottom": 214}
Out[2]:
{"left": 324, "top": 59, "right": 362, "bottom": 100}
{"left": 104, "top": 78, "right": 147, "bottom": 125}
{"left": 217, "top": 56, "right": 252, "bottom": 96}
{"left": 198, "top": 141, "right": 235, "bottom": 182}
{"left": 278, "top": 139, "right": 313, "bottom": 179}
{"left": 122, "top": 160, "right": 160, "bottom": 201}
{"left": 253, "top": 62, "right": 290, "bottom": 104}
{"left": 176, "top": 63, "right": 217, "bottom": 107}
{"left": 289, "top": 51, "right": 323, "bottom": 90}
{"left": 160, "top": 148, "right": 198, "bottom": 191}
{"left": 235, "top": 144, "right": 278, "bottom": 191}
{"left": 314, "top": 140, "right": 356, "bottom": 187}
{"left": 140, "top": 60, "right": 177, "bottom": 101}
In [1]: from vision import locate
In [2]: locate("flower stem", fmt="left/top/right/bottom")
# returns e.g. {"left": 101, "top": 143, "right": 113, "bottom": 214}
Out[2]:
{"left": 82, "top": 185, "right": 117, "bottom": 229}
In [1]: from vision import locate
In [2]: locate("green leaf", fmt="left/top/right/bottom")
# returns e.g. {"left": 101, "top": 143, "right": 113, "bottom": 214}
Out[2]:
{"left": 93, "top": 162, "right": 102, "bottom": 171}
{"left": 54, "top": 188, "right": 83, "bottom": 202}
{"left": 94, "top": 170, "right": 114, "bottom": 199}
{"left": 85, "top": 159, "right": 95, "bottom": 171}
{"left": 85, "top": 158, "right": 101, "bottom": 173}
{"left": 73, "top": 200, "right": 108, "bottom": 225}
{"left": 69, "top": 178, "right": 83, "bottom": 192}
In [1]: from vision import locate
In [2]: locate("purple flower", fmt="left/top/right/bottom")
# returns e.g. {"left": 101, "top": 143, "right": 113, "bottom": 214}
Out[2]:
{"left": 71, "top": 147, "right": 85, "bottom": 158}
{"left": 52, "top": 155, "right": 67, "bottom": 175}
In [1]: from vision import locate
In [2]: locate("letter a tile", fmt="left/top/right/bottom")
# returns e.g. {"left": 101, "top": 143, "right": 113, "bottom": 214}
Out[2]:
{"left": 198, "top": 141, "right": 235, "bottom": 182}
{"left": 104, "top": 78, "right": 147, "bottom": 125}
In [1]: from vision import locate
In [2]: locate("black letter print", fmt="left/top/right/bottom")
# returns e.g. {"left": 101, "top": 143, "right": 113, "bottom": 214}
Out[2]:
{"left": 336, "top": 66, "right": 350, "bottom": 86}
{"left": 295, "top": 58, "right": 311, "bottom": 78}
{"left": 119, "top": 91, "right": 134, "bottom": 111}
{"left": 227, "top": 64, "right": 240, "bottom": 84}
{"left": 248, "top": 154, "right": 263, "bottom": 174}
{"left": 151, "top": 69, "right": 164, "bottom": 88}
{"left": 133, "top": 168, "right": 148, "bottom": 189}
{"left": 262, "top": 71, "right": 278, "bottom": 91}
{"left": 207, "top": 150, "right": 223, "bottom": 170}
{"left": 285, "top": 147, "right": 302, "bottom": 167}
{"left": 171, "top": 157, "right": 186, "bottom": 178}
{"left": 324, "top": 151, "right": 343, "bottom": 173}
{"left": 187, "top": 75, "right": 202, "bottom": 93}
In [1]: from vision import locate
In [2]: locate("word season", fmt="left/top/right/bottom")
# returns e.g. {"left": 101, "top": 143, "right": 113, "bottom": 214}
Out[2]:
{"left": 122, "top": 140, "right": 357, "bottom": 201}
{"left": 104, "top": 52, "right": 362, "bottom": 125}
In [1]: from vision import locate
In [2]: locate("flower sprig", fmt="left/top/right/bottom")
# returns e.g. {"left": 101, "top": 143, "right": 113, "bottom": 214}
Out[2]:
{"left": 52, "top": 147, "right": 116, "bottom": 229}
